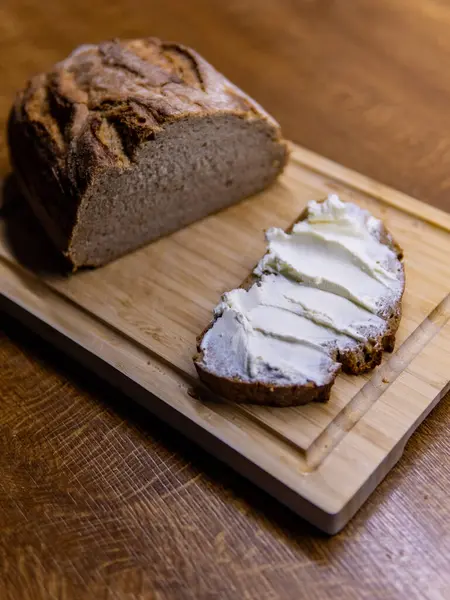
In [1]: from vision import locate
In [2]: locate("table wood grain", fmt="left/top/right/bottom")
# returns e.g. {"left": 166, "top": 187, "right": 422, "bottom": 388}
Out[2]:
{"left": 1, "top": 1, "right": 449, "bottom": 598}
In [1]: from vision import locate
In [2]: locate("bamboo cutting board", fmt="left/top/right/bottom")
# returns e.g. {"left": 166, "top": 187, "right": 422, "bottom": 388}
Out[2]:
{"left": 1, "top": 143, "right": 449, "bottom": 534}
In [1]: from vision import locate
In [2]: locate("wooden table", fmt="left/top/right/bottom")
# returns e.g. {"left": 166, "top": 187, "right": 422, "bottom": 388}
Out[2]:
{"left": 1, "top": 1, "right": 449, "bottom": 598}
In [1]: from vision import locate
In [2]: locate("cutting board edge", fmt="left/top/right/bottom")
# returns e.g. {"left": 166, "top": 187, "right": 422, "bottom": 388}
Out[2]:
{"left": 289, "top": 143, "right": 450, "bottom": 231}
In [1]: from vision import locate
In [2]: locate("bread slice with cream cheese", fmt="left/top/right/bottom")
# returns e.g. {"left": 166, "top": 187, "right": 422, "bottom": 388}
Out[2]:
{"left": 194, "top": 194, "right": 404, "bottom": 407}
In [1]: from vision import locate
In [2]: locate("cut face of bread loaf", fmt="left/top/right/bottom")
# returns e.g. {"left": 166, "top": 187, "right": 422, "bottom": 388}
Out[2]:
{"left": 194, "top": 195, "right": 405, "bottom": 407}
{"left": 8, "top": 38, "right": 288, "bottom": 268}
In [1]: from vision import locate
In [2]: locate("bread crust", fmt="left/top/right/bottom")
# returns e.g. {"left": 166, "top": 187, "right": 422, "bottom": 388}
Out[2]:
{"left": 194, "top": 203, "right": 404, "bottom": 407}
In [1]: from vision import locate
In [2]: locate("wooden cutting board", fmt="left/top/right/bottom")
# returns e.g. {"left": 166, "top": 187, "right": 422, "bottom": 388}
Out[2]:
{"left": 1, "top": 143, "right": 449, "bottom": 534}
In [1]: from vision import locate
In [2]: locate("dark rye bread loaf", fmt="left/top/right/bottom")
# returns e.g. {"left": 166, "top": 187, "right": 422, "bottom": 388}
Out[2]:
{"left": 8, "top": 38, "right": 288, "bottom": 268}
{"left": 194, "top": 197, "right": 405, "bottom": 407}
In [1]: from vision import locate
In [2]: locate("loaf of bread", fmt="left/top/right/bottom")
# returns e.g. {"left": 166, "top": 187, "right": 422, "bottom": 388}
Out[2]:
{"left": 8, "top": 38, "right": 288, "bottom": 268}
{"left": 194, "top": 195, "right": 405, "bottom": 407}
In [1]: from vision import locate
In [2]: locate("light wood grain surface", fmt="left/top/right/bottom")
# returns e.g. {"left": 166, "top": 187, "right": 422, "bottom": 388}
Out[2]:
{"left": 2, "top": 144, "right": 450, "bottom": 535}
{"left": 1, "top": 1, "right": 450, "bottom": 598}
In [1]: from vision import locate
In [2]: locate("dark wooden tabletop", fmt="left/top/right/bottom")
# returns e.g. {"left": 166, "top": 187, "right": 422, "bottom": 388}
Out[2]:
{"left": 1, "top": 1, "right": 450, "bottom": 598}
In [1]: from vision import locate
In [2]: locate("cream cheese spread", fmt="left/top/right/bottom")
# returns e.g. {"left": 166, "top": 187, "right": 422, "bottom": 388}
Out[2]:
{"left": 200, "top": 195, "right": 403, "bottom": 386}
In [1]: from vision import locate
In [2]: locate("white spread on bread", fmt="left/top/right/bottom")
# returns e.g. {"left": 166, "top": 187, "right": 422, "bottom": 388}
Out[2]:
{"left": 255, "top": 195, "right": 402, "bottom": 313}
{"left": 200, "top": 195, "right": 404, "bottom": 386}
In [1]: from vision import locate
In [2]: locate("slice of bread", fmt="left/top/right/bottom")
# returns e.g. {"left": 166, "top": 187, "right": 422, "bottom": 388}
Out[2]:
{"left": 194, "top": 195, "right": 405, "bottom": 407}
